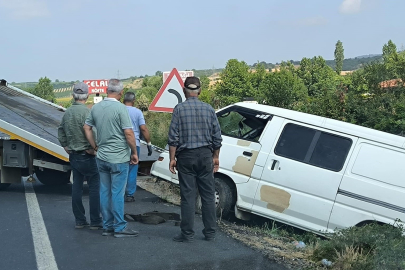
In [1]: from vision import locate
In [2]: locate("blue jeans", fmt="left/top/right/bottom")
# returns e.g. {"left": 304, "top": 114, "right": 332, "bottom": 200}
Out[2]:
{"left": 96, "top": 158, "right": 129, "bottom": 232}
{"left": 126, "top": 146, "right": 140, "bottom": 197}
{"left": 69, "top": 153, "right": 101, "bottom": 226}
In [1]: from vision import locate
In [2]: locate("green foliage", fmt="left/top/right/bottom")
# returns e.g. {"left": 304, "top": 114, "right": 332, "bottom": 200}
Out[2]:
{"left": 334, "top": 40, "right": 344, "bottom": 75}
{"left": 311, "top": 222, "right": 405, "bottom": 269}
{"left": 215, "top": 59, "right": 254, "bottom": 107}
{"left": 143, "top": 112, "right": 172, "bottom": 148}
{"left": 297, "top": 56, "right": 338, "bottom": 96}
{"left": 31, "top": 77, "right": 55, "bottom": 102}
{"left": 135, "top": 94, "right": 149, "bottom": 111}
{"left": 256, "top": 68, "right": 307, "bottom": 109}
{"left": 250, "top": 62, "right": 267, "bottom": 91}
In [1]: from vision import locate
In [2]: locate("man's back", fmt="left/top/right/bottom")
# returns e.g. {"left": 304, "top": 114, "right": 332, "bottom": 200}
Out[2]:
{"left": 168, "top": 97, "right": 222, "bottom": 152}
{"left": 86, "top": 98, "right": 132, "bottom": 163}
{"left": 126, "top": 106, "right": 145, "bottom": 146}
{"left": 58, "top": 102, "right": 91, "bottom": 151}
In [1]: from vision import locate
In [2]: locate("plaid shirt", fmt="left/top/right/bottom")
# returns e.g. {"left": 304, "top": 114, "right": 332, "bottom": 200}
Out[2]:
{"left": 168, "top": 97, "right": 222, "bottom": 154}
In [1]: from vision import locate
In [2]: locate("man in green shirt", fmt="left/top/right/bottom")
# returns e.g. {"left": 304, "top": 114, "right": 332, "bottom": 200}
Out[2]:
{"left": 84, "top": 79, "right": 139, "bottom": 238}
{"left": 58, "top": 82, "right": 102, "bottom": 230}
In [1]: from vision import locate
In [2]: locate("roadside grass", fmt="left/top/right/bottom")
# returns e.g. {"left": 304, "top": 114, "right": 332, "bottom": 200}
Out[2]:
{"left": 227, "top": 218, "right": 405, "bottom": 270}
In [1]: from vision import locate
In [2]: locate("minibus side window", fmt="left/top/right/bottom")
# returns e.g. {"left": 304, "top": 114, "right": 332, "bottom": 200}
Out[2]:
{"left": 275, "top": 123, "right": 352, "bottom": 171}
{"left": 274, "top": 124, "right": 316, "bottom": 162}
{"left": 309, "top": 132, "right": 352, "bottom": 171}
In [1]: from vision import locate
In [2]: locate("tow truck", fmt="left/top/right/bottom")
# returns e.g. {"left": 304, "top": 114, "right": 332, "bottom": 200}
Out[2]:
{"left": 0, "top": 80, "right": 159, "bottom": 190}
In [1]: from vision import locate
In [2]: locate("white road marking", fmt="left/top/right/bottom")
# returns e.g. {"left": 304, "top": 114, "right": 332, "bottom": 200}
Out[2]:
{"left": 23, "top": 179, "right": 58, "bottom": 270}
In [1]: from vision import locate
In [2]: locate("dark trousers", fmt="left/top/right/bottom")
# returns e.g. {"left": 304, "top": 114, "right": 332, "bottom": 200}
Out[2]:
{"left": 69, "top": 152, "right": 102, "bottom": 225}
{"left": 177, "top": 147, "right": 216, "bottom": 238}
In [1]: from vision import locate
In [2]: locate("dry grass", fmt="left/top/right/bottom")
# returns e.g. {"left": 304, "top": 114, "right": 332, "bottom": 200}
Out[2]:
{"left": 332, "top": 246, "right": 370, "bottom": 270}
{"left": 56, "top": 97, "right": 72, "bottom": 102}
{"left": 124, "top": 78, "right": 144, "bottom": 89}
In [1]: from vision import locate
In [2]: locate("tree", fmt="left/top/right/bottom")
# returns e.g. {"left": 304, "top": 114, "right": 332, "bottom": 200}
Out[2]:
{"left": 215, "top": 59, "right": 253, "bottom": 106}
{"left": 31, "top": 77, "right": 55, "bottom": 102}
{"left": 297, "top": 56, "right": 338, "bottom": 96}
{"left": 256, "top": 68, "right": 307, "bottom": 109}
{"left": 155, "top": 71, "right": 163, "bottom": 77}
{"left": 382, "top": 40, "right": 397, "bottom": 63}
{"left": 55, "top": 79, "right": 59, "bottom": 83}
{"left": 334, "top": 40, "right": 344, "bottom": 75}
{"left": 250, "top": 62, "right": 266, "bottom": 91}
{"left": 199, "top": 75, "right": 210, "bottom": 91}
{"left": 135, "top": 94, "right": 150, "bottom": 111}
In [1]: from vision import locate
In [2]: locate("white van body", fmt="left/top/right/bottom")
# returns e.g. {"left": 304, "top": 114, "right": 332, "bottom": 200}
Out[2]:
{"left": 151, "top": 102, "right": 405, "bottom": 234}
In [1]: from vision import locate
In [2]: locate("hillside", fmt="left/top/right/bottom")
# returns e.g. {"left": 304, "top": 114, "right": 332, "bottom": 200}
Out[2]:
{"left": 253, "top": 54, "right": 382, "bottom": 71}
{"left": 9, "top": 54, "right": 382, "bottom": 90}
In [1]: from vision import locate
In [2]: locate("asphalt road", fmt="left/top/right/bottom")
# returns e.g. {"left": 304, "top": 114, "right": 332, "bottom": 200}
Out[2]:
{"left": 0, "top": 179, "right": 289, "bottom": 270}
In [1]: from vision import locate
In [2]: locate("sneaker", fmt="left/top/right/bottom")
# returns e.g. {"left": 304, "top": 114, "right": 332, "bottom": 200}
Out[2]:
{"left": 75, "top": 222, "right": 89, "bottom": 229}
{"left": 125, "top": 196, "right": 135, "bottom": 202}
{"left": 102, "top": 229, "right": 114, "bottom": 236}
{"left": 114, "top": 227, "right": 139, "bottom": 238}
{"left": 172, "top": 234, "right": 194, "bottom": 243}
{"left": 90, "top": 223, "right": 103, "bottom": 230}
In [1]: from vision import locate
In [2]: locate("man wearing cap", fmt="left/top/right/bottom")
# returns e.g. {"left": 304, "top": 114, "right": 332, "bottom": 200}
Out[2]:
{"left": 168, "top": 76, "right": 222, "bottom": 242}
{"left": 83, "top": 79, "right": 139, "bottom": 238}
{"left": 58, "top": 82, "right": 102, "bottom": 230}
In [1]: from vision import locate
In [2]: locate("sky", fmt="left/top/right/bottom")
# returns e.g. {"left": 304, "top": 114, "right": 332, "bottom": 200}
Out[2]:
{"left": 0, "top": 0, "right": 404, "bottom": 83}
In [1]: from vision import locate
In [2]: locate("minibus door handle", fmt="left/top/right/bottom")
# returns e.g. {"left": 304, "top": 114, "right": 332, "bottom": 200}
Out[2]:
{"left": 271, "top": 160, "right": 278, "bottom": 170}
{"left": 243, "top": 151, "right": 253, "bottom": 157}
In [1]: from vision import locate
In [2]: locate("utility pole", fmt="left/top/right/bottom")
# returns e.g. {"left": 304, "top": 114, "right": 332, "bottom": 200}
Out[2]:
{"left": 117, "top": 70, "right": 121, "bottom": 79}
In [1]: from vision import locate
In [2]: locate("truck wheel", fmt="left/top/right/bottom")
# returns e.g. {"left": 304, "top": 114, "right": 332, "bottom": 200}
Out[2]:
{"left": 195, "top": 176, "right": 235, "bottom": 218}
{"left": 0, "top": 183, "right": 11, "bottom": 191}
{"left": 35, "top": 168, "right": 71, "bottom": 185}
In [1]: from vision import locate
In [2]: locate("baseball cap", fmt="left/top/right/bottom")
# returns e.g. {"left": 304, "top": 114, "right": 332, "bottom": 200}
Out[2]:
{"left": 184, "top": 77, "right": 201, "bottom": 90}
{"left": 73, "top": 82, "right": 89, "bottom": 94}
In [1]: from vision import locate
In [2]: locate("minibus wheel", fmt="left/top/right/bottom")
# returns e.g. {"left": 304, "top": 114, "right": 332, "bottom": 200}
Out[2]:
{"left": 194, "top": 176, "right": 235, "bottom": 218}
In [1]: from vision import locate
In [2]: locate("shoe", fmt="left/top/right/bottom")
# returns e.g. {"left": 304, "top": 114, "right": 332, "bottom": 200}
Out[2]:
{"left": 172, "top": 234, "right": 194, "bottom": 243}
{"left": 102, "top": 229, "right": 114, "bottom": 236}
{"left": 205, "top": 236, "right": 215, "bottom": 241}
{"left": 114, "top": 227, "right": 139, "bottom": 238}
{"left": 125, "top": 196, "right": 135, "bottom": 202}
{"left": 75, "top": 222, "right": 89, "bottom": 229}
{"left": 90, "top": 223, "right": 103, "bottom": 230}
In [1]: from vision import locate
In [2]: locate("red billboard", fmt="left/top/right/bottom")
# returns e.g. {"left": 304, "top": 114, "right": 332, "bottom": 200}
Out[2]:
{"left": 84, "top": 80, "right": 109, "bottom": 94}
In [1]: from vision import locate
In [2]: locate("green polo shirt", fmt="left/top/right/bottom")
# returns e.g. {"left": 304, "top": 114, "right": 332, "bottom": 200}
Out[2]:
{"left": 58, "top": 102, "right": 93, "bottom": 151}
{"left": 85, "top": 98, "right": 133, "bottom": 163}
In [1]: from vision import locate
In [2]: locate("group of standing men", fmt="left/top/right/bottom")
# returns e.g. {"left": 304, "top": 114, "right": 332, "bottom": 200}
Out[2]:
{"left": 58, "top": 77, "right": 222, "bottom": 241}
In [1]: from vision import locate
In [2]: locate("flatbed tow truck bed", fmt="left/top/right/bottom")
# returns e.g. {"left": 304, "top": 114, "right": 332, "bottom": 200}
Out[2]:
{"left": 0, "top": 84, "right": 160, "bottom": 189}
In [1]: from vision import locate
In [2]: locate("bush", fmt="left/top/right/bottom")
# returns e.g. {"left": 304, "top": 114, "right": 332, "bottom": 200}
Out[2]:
{"left": 310, "top": 222, "right": 405, "bottom": 269}
{"left": 144, "top": 112, "right": 172, "bottom": 148}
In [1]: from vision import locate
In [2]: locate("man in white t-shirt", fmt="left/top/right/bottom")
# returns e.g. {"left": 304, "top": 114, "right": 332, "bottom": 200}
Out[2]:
{"left": 123, "top": 91, "right": 152, "bottom": 202}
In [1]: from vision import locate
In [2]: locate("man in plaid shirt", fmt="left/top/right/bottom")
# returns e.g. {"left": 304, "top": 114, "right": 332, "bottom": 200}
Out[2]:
{"left": 168, "top": 76, "right": 222, "bottom": 242}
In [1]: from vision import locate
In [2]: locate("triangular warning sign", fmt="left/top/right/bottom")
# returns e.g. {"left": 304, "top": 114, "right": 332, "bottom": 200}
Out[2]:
{"left": 148, "top": 68, "right": 186, "bottom": 113}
